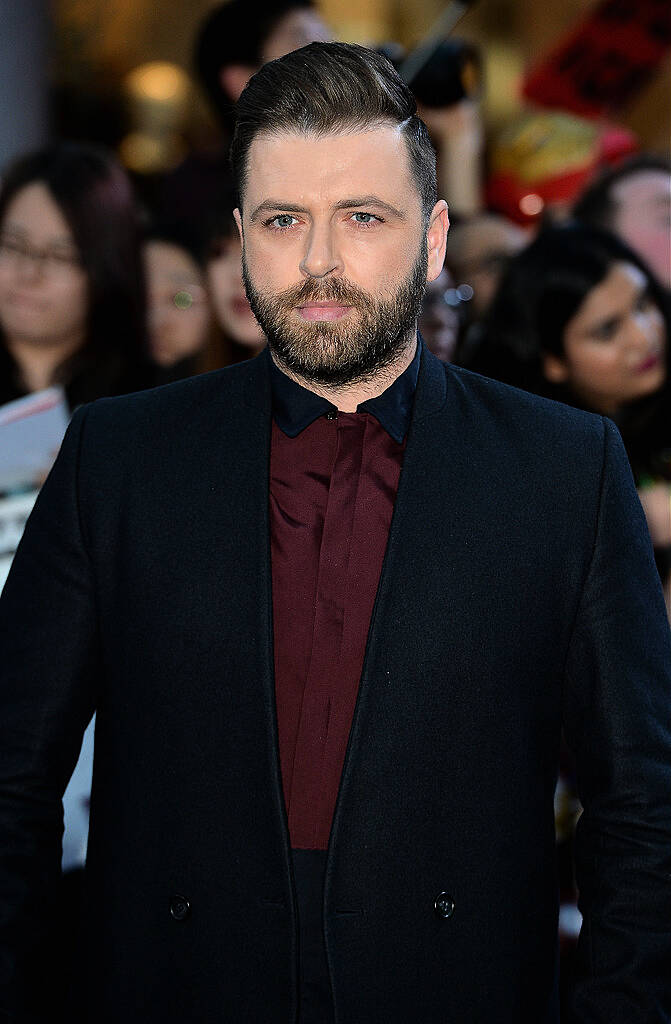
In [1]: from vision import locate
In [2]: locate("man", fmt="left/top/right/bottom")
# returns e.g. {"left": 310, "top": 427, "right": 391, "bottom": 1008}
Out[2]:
{"left": 1, "top": 42, "right": 670, "bottom": 1024}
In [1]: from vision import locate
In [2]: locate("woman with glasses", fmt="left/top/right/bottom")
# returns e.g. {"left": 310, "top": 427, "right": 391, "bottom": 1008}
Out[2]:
{"left": 144, "top": 222, "right": 214, "bottom": 384}
{"left": 0, "top": 142, "right": 149, "bottom": 410}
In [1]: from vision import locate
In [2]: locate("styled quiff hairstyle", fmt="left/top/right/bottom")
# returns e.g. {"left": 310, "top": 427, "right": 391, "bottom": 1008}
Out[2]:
{"left": 230, "top": 41, "right": 437, "bottom": 223}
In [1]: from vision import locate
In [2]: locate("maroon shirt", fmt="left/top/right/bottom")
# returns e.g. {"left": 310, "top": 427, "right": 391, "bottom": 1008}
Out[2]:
{"left": 269, "top": 345, "right": 419, "bottom": 849}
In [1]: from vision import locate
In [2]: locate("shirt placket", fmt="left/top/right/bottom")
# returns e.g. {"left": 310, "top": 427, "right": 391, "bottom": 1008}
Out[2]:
{"left": 287, "top": 413, "right": 366, "bottom": 848}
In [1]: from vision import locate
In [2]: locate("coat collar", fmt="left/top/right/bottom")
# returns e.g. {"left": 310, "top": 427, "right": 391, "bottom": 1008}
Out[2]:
{"left": 242, "top": 336, "right": 447, "bottom": 434}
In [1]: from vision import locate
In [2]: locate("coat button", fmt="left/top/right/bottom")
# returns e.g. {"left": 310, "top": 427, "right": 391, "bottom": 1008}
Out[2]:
{"left": 434, "top": 892, "right": 455, "bottom": 919}
{"left": 170, "top": 894, "right": 191, "bottom": 921}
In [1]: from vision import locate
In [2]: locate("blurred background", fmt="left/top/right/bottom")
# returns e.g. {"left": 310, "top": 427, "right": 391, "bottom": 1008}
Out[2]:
{"left": 3, "top": 0, "right": 669, "bottom": 181}
{"left": 0, "top": 3, "right": 669, "bottom": 1015}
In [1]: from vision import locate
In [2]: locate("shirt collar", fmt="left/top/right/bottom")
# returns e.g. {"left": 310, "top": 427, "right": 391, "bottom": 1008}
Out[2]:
{"left": 269, "top": 338, "right": 421, "bottom": 443}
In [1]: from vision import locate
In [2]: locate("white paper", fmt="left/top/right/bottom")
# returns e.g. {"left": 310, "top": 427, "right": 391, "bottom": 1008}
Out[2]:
{"left": 0, "top": 387, "right": 70, "bottom": 491}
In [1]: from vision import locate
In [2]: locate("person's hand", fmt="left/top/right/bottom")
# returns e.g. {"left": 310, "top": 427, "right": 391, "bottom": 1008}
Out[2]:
{"left": 638, "top": 482, "right": 671, "bottom": 619}
{"left": 638, "top": 483, "right": 671, "bottom": 548}
{"left": 417, "top": 98, "right": 484, "bottom": 217}
{"left": 417, "top": 97, "right": 483, "bottom": 151}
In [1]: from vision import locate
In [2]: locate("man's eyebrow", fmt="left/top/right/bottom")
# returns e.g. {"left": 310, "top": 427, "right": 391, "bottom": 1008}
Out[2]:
{"left": 250, "top": 201, "right": 309, "bottom": 222}
{"left": 332, "top": 196, "right": 406, "bottom": 219}
{"left": 249, "top": 196, "right": 406, "bottom": 223}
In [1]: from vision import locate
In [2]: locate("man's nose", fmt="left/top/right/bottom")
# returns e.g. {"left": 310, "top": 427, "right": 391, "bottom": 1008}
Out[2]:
{"left": 299, "top": 222, "right": 341, "bottom": 279}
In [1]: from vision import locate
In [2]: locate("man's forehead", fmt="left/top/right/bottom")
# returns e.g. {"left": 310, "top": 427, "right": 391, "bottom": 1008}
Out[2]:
{"left": 244, "top": 125, "right": 416, "bottom": 204}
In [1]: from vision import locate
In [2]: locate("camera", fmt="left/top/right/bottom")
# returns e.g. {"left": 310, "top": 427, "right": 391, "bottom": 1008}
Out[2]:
{"left": 378, "top": 38, "right": 481, "bottom": 109}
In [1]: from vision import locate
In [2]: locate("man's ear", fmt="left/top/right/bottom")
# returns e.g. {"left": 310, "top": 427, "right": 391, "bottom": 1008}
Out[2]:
{"left": 220, "top": 64, "right": 255, "bottom": 102}
{"left": 233, "top": 208, "right": 244, "bottom": 245}
{"left": 426, "top": 200, "right": 449, "bottom": 283}
{"left": 542, "top": 352, "right": 569, "bottom": 383}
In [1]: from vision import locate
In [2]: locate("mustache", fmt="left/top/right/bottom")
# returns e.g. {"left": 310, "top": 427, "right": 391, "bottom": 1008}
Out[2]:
{"left": 275, "top": 275, "right": 373, "bottom": 308}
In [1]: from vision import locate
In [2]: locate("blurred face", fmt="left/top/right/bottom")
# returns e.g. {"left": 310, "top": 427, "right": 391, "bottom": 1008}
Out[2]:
{"left": 543, "top": 261, "right": 666, "bottom": 415}
{"left": 611, "top": 170, "right": 671, "bottom": 289}
{"left": 0, "top": 182, "right": 88, "bottom": 348}
{"left": 145, "top": 241, "right": 211, "bottom": 367}
{"left": 206, "top": 235, "right": 265, "bottom": 349}
{"left": 236, "top": 126, "right": 448, "bottom": 386}
{"left": 418, "top": 266, "right": 460, "bottom": 363}
{"left": 447, "top": 214, "right": 528, "bottom": 317}
{"left": 261, "top": 7, "right": 330, "bottom": 63}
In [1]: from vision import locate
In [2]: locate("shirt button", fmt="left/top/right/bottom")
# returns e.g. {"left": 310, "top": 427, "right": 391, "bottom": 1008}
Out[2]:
{"left": 434, "top": 892, "right": 455, "bottom": 919}
{"left": 170, "top": 894, "right": 191, "bottom": 921}
{"left": 325, "top": 411, "right": 338, "bottom": 420}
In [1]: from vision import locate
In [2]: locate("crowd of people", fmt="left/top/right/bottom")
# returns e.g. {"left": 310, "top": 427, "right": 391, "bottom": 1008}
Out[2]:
{"left": 2, "top": 4, "right": 668, "bottom": 597}
{"left": 0, "top": 0, "right": 669, "bottom": 1013}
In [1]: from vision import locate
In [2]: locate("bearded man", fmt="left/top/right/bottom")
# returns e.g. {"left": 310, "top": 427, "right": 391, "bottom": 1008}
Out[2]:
{"left": 1, "top": 42, "right": 670, "bottom": 1024}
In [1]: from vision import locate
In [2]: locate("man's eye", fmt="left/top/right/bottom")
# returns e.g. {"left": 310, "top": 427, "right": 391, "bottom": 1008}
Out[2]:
{"left": 268, "top": 215, "right": 298, "bottom": 229}
{"left": 350, "top": 212, "right": 380, "bottom": 225}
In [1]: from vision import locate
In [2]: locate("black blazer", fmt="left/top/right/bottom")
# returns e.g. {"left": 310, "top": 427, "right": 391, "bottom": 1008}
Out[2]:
{"left": 1, "top": 347, "right": 670, "bottom": 1023}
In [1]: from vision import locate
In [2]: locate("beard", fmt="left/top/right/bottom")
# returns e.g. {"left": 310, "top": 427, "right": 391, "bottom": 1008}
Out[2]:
{"left": 241, "top": 244, "right": 428, "bottom": 387}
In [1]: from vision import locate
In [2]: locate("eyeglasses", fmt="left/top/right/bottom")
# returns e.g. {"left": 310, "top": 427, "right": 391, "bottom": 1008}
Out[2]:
{"left": 0, "top": 236, "right": 82, "bottom": 276}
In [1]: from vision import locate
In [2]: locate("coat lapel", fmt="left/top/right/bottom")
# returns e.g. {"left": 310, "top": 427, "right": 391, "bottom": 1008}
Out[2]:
{"left": 326, "top": 347, "right": 450, "bottom": 861}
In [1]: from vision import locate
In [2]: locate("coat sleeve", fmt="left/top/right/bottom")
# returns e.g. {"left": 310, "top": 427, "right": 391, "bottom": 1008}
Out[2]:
{"left": 562, "top": 417, "right": 671, "bottom": 1022}
{"left": 0, "top": 405, "right": 98, "bottom": 1018}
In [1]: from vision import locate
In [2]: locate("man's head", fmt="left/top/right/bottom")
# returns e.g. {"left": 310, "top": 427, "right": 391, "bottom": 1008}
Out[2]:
{"left": 195, "top": 0, "right": 329, "bottom": 121}
{"left": 231, "top": 42, "right": 448, "bottom": 388}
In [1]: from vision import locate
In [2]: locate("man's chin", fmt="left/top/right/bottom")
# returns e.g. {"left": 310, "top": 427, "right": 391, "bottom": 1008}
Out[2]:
{"left": 270, "top": 343, "right": 359, "bottom": 382}
{"left": 267, "top": 327, "right": 413, "bottom": 388}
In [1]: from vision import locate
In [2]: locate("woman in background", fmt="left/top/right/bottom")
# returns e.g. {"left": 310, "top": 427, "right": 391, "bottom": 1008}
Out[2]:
{"left": 144, "top": 222, "right": 213, "bottom": 384}
{"left": 201, "top": 196, "right": 266, "bottom": 369}
{"left": 0, "top": 142, "right": 149, "bottom": 410}
{"left": 464, "top": 223, "right": 670, "bottom": 603}
{"left": 463, "top": 222, "right": 671, "bottom": 1011}
{"left": 0, "top": 142, "right": 150, "bottom": 1017}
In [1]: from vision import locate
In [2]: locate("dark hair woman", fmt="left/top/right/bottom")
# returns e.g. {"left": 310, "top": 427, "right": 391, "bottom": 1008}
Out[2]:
{"left": 144, "top": 220, "right": 214, "bottom": 384}
{"left": 199, "top": 193, "right": 265, "bottom": 370}
{"left": 0, "top": 142, "right": 149, "bottom": 410}
{"left": 464, "top": 222, "right": 671, "bottom": 602}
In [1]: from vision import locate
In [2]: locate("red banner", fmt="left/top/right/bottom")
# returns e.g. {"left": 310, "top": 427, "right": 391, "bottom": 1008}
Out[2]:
{"left": 523, "top": 0, "right": 671, "bottom": 118}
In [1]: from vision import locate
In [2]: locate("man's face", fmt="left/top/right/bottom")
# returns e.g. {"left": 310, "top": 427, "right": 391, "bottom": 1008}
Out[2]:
{"left": 235, "top": 126, "right": 447, "bottom": 386}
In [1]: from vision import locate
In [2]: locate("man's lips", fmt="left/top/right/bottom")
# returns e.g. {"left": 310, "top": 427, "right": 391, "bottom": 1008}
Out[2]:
{"left": 296, "top": 302, "right": 353, "bottom": 322}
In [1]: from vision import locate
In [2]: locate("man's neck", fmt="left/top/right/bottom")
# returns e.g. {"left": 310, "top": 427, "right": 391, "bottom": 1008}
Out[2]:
{"left": 270, "top": 333, "right": 418, "bottom": 412}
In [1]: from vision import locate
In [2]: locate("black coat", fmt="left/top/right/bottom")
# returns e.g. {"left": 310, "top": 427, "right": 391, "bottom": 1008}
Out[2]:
{"left": 1, "top": 347, "right": 670, "bottom": 1023}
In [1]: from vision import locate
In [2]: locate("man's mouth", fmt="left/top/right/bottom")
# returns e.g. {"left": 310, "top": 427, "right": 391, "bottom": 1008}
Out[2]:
{"left": 296, "top": 302, "right": 353, "bottom": 322}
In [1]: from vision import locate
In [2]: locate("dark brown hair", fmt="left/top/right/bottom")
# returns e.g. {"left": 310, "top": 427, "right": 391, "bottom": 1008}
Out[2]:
{"left": 195, "top": 0, "right": 314, "bottom": 127}
{"left": 572, "top": 154, "right": 671, "bottom": 229}
{"left": 463, "top": 223, "right": 671, "bottom": 482}
{"left": 230, "top": 41, "right": 437, "bottom": 223}
{"left": 0, "top": 142, "right": 148, "bottom": 406}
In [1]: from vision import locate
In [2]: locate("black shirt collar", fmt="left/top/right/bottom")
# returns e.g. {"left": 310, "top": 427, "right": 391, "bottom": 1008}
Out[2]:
{"left": 268, "top": 338, "right": 421, "bottom": 444}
